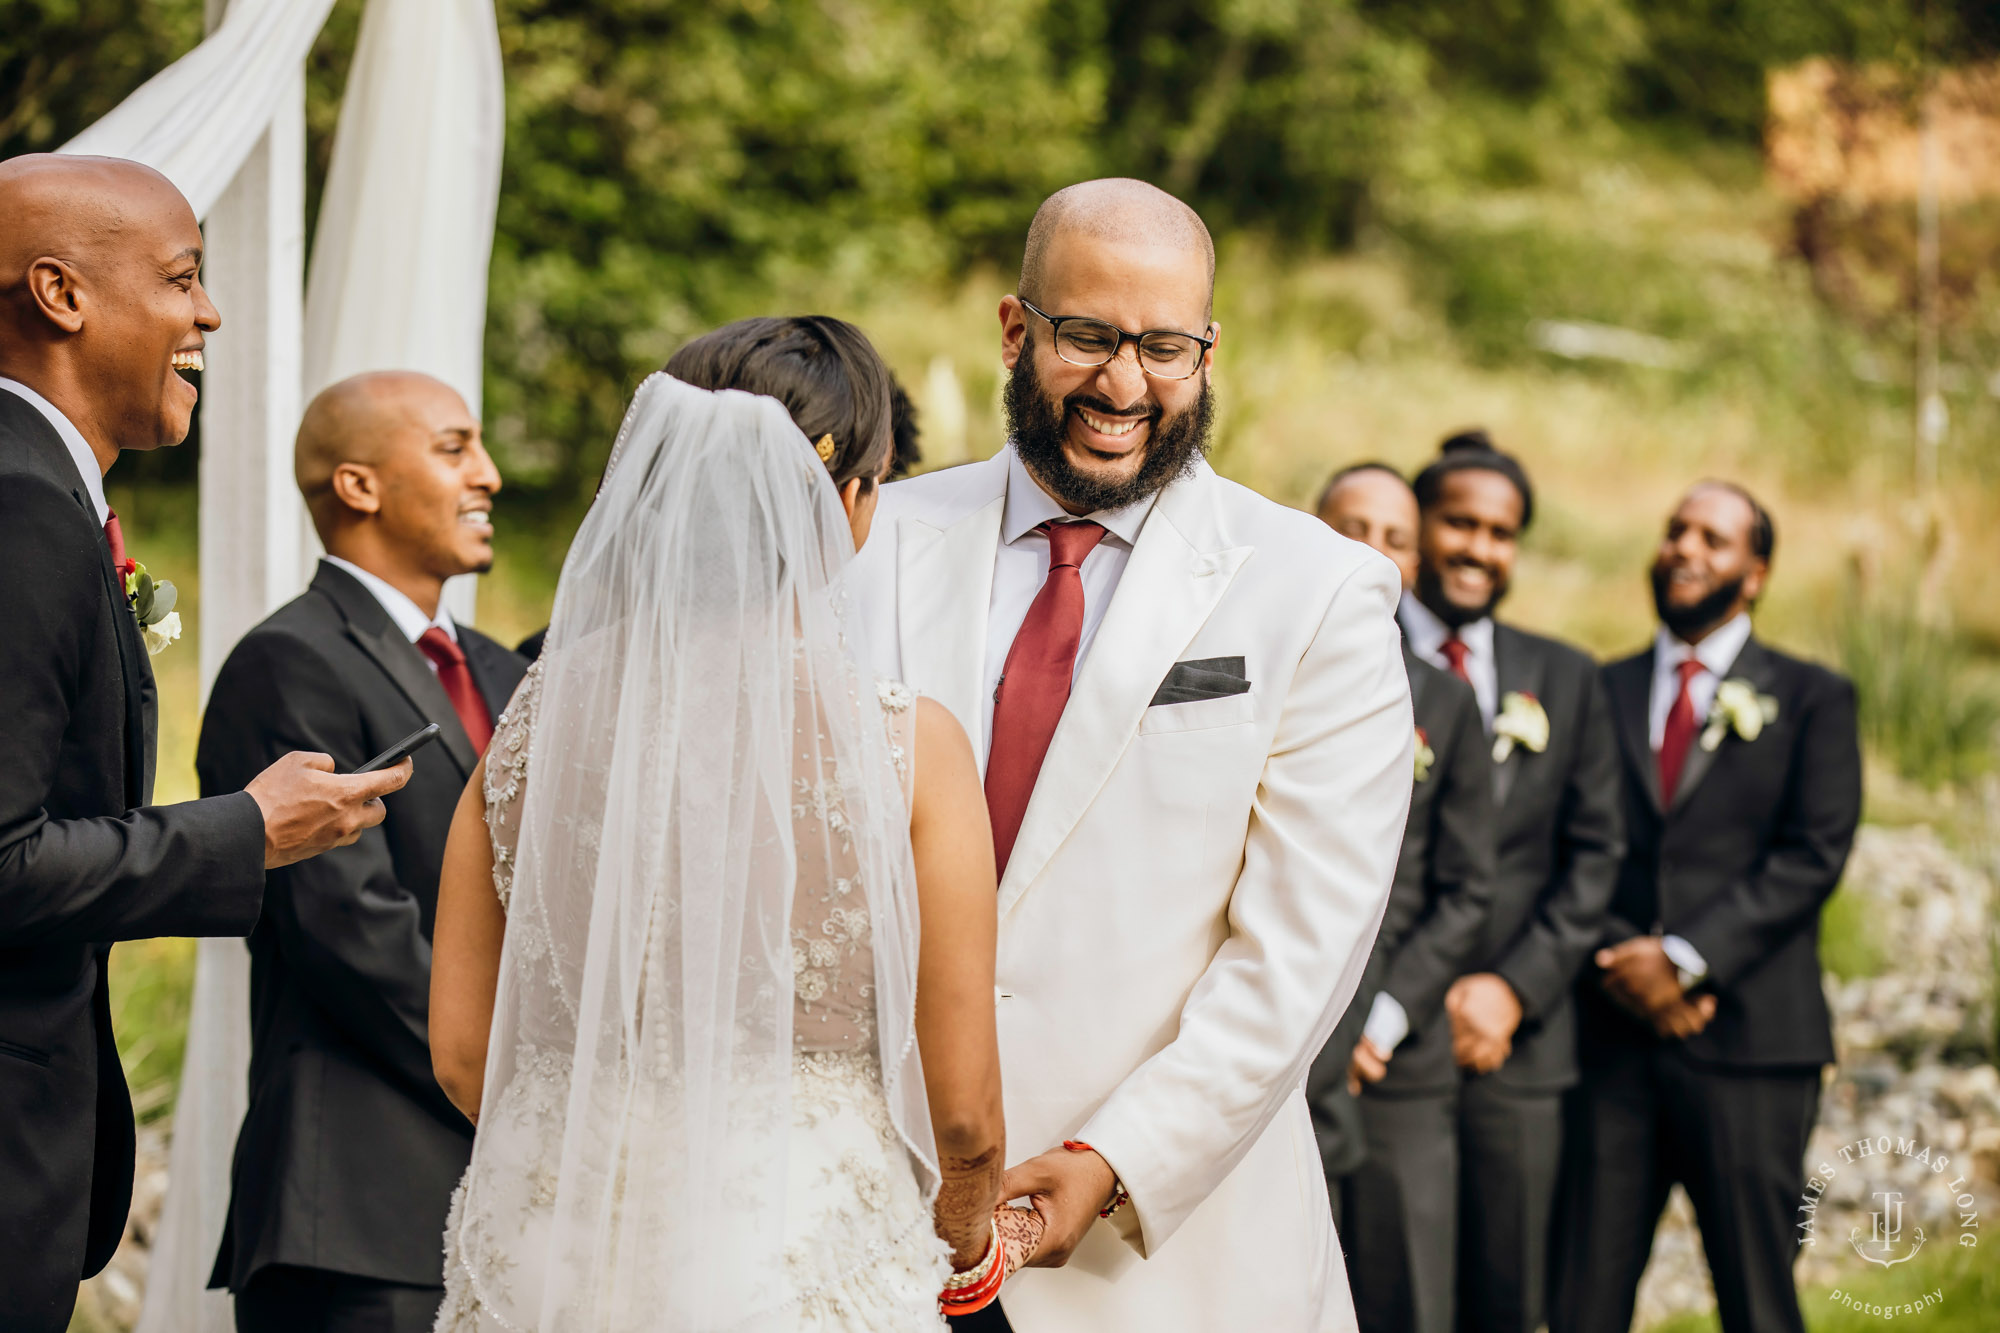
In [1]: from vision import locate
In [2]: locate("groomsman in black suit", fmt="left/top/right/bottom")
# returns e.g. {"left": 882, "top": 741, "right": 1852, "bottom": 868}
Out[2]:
{"left": 1551, "top": 483, "right": 1861, "bottom": 1333}
{"left": 0, "top": 156, "right": 408, "bottom": 1333}
{"left": 1307, "top": 463, "right": 1496, "bottom": 1333}
{"left": 199, "top": 371, "right": 527, "bottom": 1332}
{"left": 1398, "top": 431, "right": 1624, "bottom": 1333}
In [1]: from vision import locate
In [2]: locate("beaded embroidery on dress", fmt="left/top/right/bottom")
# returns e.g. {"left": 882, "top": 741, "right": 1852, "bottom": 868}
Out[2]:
{"left": 435, "top": 665, "right": 945, "bottom": 1332}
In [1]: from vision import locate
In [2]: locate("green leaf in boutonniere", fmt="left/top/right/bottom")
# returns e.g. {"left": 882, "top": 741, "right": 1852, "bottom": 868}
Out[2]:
{"left": 124, "top": 559, "right": 182, "bottom": 656}
{"left": 1414, "top": 726, "right": 1435, "bottom": 782}
{"left": 1700, "top": 678, "right": 1779, "bottom": 752}
{"left": 1492, "top": 690, "right": 1549, "bottom": 763}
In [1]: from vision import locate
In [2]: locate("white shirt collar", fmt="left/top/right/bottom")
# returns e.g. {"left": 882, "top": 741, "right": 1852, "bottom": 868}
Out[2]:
{"left": 322, "top": 555, "right": 457, "bottom": 646}
{"left": 1397, "top": 592, "right": 1495, "bottom": 663}
{"left": 1654, "top": 610, "right": 1752, "bottom": 681}
{"left": 1001, "top": 445, "right": 1156, "bottom": 549}
{"left": 0, "top": 377, "right": 110, "bottom": 524}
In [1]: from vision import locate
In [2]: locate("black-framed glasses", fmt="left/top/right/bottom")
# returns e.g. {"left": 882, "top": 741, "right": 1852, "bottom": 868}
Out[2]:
{"left": 1019, "top": 298, "right": 1215, "bottom": 381}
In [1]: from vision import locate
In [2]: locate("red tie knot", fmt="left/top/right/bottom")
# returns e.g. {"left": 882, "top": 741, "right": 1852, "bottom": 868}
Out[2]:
{"left": 418, "top": 625, "right": 466, "bottom": 668}
{"left": 1441, "top": 635, "right": 1470, "bottom": 671}
{"left": 1676, "top": 657, "right": 1706, "bottom": 688}
{"left": 1040, "top": 520, "right": 1107, "bottom": 571}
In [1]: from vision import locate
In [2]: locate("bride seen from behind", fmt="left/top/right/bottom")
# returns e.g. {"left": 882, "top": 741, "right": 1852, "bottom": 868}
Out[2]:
{"left": 425, "top": 316, "right": 1040, "bottom": 1330}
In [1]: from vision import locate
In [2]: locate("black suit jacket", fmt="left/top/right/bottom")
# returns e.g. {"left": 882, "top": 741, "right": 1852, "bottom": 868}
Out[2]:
{"left": 1308, "top": 649, "right": 1496, "bottom": 1174}
{"left": 0, "top": 391, "right": 266, "bottom": 1331}
{"left": 198, "top": 560, "right": 526, "bottom": 1290}
{"left": 1466, "top": 622, "right": 1625, "bottom": 1093}
{"left": 1585, "top": 636, "right": 1860, "bottom": 1068}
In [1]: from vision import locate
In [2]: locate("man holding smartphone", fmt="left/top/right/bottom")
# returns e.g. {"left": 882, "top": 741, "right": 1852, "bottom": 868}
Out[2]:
{"left": 196, "top": 370, "right": 526, "bottom": 1333}
{"left": 0, "top": 157, "right": 413, "bottom": 1333}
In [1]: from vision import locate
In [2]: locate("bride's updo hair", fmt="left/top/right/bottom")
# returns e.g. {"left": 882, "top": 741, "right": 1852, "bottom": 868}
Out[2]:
{"left": 665, "top": 316, "right": 896, "bottom": 491}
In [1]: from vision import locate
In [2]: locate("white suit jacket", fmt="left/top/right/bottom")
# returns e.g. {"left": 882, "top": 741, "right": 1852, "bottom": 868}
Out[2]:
{"left": 849, "top": 452, "right": 1414, "bottom": 1332}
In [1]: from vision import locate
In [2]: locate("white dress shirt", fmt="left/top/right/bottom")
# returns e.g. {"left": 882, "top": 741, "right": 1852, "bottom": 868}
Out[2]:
{"left": 1646, "top": 611, "right": 1753, "bottom": 749}
{"left": 1, "top": 377, "right": 110, "bottom": 524}
{"left": 1644, "top": 611, "right": 1752, "bottom": 986}
{"left": 1398, "top": 593, "right": 1498, "bottom": 730}
{"left": 979, "top": 447, "right": 1159, "bottom": 752}
{"left": 322, "top": 555, "right": 458, "bottom": 672}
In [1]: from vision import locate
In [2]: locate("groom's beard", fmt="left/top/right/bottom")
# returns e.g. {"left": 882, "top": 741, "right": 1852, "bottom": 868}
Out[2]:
{"left": 1003, "top": 333, "right": 1215, "bottom": 514}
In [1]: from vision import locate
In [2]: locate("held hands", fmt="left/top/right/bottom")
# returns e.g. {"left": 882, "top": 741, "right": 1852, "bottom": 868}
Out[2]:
{"left": 1346, "top": 1035, "right": 1392, "bottom": 1096}
{"left": 993, "top": 1204, "right": 1046, "bottom": 1280}
{"left": 1001, "top": 1144, "right": 1118, "bottom": 1269}
{"left": 1595, "top": 937, "right": 1718, "bottom": 1040}
{"left": 1446, "top": 973, "right": 1522, "bottom": 1074}
{"left": 246, "top": 752, "right": 413, "bottom": 869}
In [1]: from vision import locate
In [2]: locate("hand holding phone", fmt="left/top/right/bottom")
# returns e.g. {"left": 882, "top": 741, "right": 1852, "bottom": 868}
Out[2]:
{"left": 351, "top": 722, "right": 443, "bottom": 774}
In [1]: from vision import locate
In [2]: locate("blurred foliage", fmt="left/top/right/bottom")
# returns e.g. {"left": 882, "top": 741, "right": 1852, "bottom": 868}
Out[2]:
{"left": 1645, "top": 1232, "right": 2000, "bottom": 1331}
{"left": 1835, "top": 596, "right": 2000, "bottom": 789}
{"left": 7, "top": 0, "right": 1997, "bottom": 511}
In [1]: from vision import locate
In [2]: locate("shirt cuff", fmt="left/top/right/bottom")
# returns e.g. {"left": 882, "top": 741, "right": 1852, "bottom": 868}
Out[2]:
{"left": 1361, "top": 991, "right": 1411, "bottom": 1053}
{"left": 1661, "top": 934, "right": 1709, "bottom": 991}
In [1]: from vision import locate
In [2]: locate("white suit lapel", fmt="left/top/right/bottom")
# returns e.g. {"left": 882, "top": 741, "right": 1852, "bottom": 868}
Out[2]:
{"left": 998, "top": 463, "right": 1251, "bottom": 917}
{"left": 896, "top": 462, "right": 1005, "bottom": 767}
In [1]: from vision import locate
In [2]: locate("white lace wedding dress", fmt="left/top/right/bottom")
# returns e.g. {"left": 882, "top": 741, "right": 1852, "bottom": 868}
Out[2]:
{"left": 434, "top": 662, "right": 948, "bottom": 1332}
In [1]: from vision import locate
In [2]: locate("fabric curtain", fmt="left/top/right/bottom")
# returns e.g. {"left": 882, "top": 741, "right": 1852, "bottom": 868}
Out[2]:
{"left": 60, "top": 0, "right": 337, "bottom": 219}
{"left": 63, "top": 3, "right": 505, "bottom": 1328}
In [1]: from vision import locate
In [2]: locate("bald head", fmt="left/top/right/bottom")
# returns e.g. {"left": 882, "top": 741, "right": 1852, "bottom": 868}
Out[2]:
{"left": 0, "top": 155, "right": 194, "bottom": 303}
{"left": 1020, "top": 178, "right": 1216, "bottom": 318}
{"left": 297, "top": 371, "right": 470, "bottom": 523}
{"left": 0, "top": 155, "right": 214, "bottom": 461}
{"left": 298, "top": 371, "right": 500, "bottom": 603}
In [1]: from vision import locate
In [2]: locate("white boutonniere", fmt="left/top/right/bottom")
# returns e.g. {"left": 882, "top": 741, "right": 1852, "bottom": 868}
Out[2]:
{"left": 124, "top": 560, "right": 182, "bottom": 656}
{"left": 1701, "top": 678, "right": 1778, "bottom": 752}
{"left": 1414, "top": 726, "right": 1435, "bottom": 783}
{"left": 1492, "top": 690, "right": 1548, "bottom": 763}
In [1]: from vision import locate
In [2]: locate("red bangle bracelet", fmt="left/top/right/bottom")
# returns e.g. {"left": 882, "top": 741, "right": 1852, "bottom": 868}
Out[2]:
{"left": 1060, "top": 1140, "right": 1132, "bottom": 1219}
{"left": 938, "top": 1247, "right": 1006, "bottom": 1316}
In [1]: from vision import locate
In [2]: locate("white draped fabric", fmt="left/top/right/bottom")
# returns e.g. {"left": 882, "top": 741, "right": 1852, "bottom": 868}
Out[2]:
{"left": 61, "top": 3, "right": 504, "bottom": 1329}
{"left": 61, "top": 0, "right": 338, "bottom": 220}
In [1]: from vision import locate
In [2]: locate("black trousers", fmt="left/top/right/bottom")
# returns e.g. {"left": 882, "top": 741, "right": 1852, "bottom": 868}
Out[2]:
{"left": 948, "top": 1300, "right": 1016, "bottom": 1331}
{"left": 1548, "top": 1043, "right": 1821, "bottom": 1333}
{"left": 234, "top": 1264, "right": 444, "bottom": 1333}
{"left": 1456, "top": 1077, "right": 1563, "bottom": 1333}
{"left": 1342, "top": 1088, "right": 1460, "bottom": 1333}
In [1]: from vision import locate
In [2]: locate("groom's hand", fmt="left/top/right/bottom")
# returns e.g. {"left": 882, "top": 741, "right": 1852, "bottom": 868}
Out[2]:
{"left": 247, "top": 752, "right": 414, "bottom": 868}
{"left": 1001, "top": 1146, "right": 1118, "bottom": 1268}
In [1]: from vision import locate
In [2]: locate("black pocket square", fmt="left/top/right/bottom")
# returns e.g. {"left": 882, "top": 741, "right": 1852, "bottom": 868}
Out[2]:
{"left": 1151, "top": 656, "right": 1251, "bottom": 706}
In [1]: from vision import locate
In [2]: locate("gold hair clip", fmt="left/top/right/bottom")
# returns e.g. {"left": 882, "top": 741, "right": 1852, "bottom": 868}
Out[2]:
{"left": 815, "top": 434, "right": 837, "bottom": 462}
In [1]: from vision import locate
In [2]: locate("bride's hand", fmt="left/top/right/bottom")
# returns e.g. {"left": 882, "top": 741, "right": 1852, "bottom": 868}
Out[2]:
{"left": 995, "top": 1204, "right": 1045, "bottom": 1278}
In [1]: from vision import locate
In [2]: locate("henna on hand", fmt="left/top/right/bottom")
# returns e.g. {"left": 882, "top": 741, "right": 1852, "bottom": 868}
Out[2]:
{"left": 935, "top": 1146, "right": 1005, "bottom": 1270}
{"left": 995, "top": 1203, "right": 1046, "bottom": 1277}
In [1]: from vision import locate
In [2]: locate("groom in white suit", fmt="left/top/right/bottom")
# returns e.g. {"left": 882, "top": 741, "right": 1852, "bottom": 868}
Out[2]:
{"left": 849, "top": 178, "right": 1414, "bottom": 1331}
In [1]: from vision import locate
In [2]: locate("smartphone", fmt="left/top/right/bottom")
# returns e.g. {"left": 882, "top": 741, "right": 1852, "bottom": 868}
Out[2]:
{"left": 349, "top": 722, "right": 442, "bottom": 774}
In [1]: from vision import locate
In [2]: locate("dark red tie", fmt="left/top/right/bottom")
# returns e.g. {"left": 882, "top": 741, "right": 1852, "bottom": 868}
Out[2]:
{"left": 1440, "top": 634, "right": 1471, "bottom": 684}
{"left": 418, "top": 626, "right": 493, "bottom": 755}
{"left": 1658, "top": 657, "right": 1706, "bottom": 804}
{"left": 985, "top": 520, "right": 1107, "bottom": 878}
{"left": 104, "top": 510, "right": 134, "bottom": 577}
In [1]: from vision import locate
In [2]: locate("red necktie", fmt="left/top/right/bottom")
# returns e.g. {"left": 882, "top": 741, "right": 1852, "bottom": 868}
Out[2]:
{"left": 1440, "top": 634, "right": 1471, "bottom": 684}
{"left": 418, "top": 626, "right": 494, "bottom": 755}
{"left": 985, "top": 520, "right": 1107, "bottom": 878}
{"left": 104, "top": 510, "right": 134, "bottom": 577}
{"left": 1658, "top": 657, "right": 1706, "bottom": 804}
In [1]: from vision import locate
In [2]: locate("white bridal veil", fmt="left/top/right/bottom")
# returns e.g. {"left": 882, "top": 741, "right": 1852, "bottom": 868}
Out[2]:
{"left": 443, "top": 375, "right": 937, "bottom": 1329}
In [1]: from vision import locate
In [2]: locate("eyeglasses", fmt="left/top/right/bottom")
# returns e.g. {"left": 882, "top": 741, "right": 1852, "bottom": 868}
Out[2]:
{"left": 1019, "top": 298, "right": 1215, "bottom": 381}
